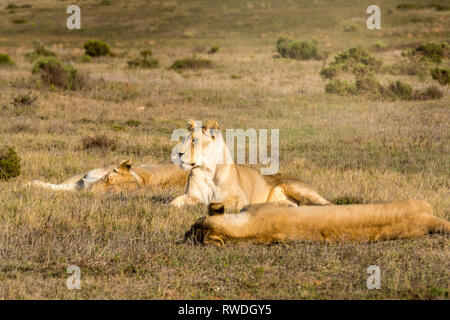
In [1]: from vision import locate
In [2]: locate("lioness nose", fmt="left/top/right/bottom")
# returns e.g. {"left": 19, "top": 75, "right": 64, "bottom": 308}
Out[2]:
{"left": 178, "top": 152, "right": 184, "bottom": 157}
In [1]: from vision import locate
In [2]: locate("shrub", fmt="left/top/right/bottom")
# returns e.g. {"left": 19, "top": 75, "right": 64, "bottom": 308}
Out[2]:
{"left": 388, "top": 81, "right": 413, "bottom": 100}
{"left": 413, "top": 86, "right": 444, "bottom": 100}
{"left": 325, "top": 79, "right": 358, "bottom": 95}
{"left": 140, "top": 50, "right": 152, "bottom": 59}
{"left": 171, "top": 57, "right": 213, "bottom": 70}
{"left": 330, "top": 46, "right": 383, "bottom": 72}
{"left": 344, "top": 24, "right": 358, "bottom": 32}
{"left": 81, "top": 54, "right": 91, "bottom": 63}
{"left": 0, "top": 145, "right": 21, "bottom": 181}
{"left": 374, "top": 41, "right": 386, "bottom": 50}
{"left": 13, "top": 92, "right": 37, "bottom": 107}
{"left": 355, "top": 75, "right": 384, "bottom": 96}
{"left": 430, "top": 67, "right": 449, "bottom": 86}
{"left": 332, "top": 196, "right": 362, "bottom": 205}
{"left": 415, "top": 42, "right": 449, "bottom": 63}
{"left": 384, "top": 59, "right": 427, "bottom": 77}
{"left": 319, "top": 65, "right": 341, "bottom": 80}
{"left": 84, "top": 40, "right": 111, "bottom": 57}
{"left": 0, "top": 53, "right": 16, "bottom": 67}
{"left": 208, "top": 46, "right": 220, "bottom": 54}
{"left": 396, "top": 3, "right": 419, "bottom": 10}
{"left": 125, "top": 119, "right": 141, "bottom": 127}
{"left": 127, "top": 55, "right": 159, "bottom": 69}
{"left": 276, "top": 36, "right": 321, "bottom": 60}
{"left": 81, "top": 134, "right": 117, "bottom": 151}
{"left": 12, "top": 19, "right": 26, "bottom": 24}
{"left": 25, "top": 41, "right": 56, "bottom": 61}
{"left": 32, "top": 57, "right": 84, "bottom": 90}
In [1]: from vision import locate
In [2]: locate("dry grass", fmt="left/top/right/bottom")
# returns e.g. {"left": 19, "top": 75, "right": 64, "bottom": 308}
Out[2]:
{"left": 0, "top": 0, "right": 449, "bottom": 299}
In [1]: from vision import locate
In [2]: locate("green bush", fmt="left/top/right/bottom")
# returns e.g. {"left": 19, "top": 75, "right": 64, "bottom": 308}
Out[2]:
{"left": 25, "top": 41, "right": 56, "bottom": 61}
{"left": 320, "top": 47, "right": 382, "bottom": 80}
{"left": 171, "top": 57, "right": 213, "bottom": 70}
{"left": 396, "top": 3, "right": 419, "bottom": 10}
{"left": 81, "top": 54, "right": 91, "bottom": 63}
{"left": 415, "top": 42, "right": 449, "bottom": 63}
{"left": 276, "top": 36, "right": 321, "bottom": 60}
{"left": 0, "top": 145, "right": 21, "bottom": 181}
{"left": 430, "top": 67, "right": 449, "bottom": 86}
{"left": 355, "top": 75, "right": 384, "bottom": 96}
{"left": 0, "top": 53, "right": 16, "bottom": 67}
{"left": 208, "top": 46, "right": 220, "bottom": 54}
{"left": 12, "top": 19, "right": 27, "bottom": 24}
{"left": 127, "top": 53, "right": 159, "bottom": 69}
{"left": 325, "top": 79, "right": 358, "bottom": 95}
{"left": 32, "top": 57, "right": 84, "bottom": 90}
{"left": 84, "top": 40, "right": 111, "bottom": 57}
{"left": 388, "top": 81, "right": 413, "bottom": 100}
{"left": 332, "top": 196, "right": 362, "bottom": 205}
{"left": 319, "top": 65, "right": 341, "bottom": 80}
{"left": 330, "top": 46, "right": 383, "bottom": 72}
{"left": 413, "top": 86, "right": 444, "bottom": 100}
{"left": 140, "top": 50, "right": 152, "bottom": 59}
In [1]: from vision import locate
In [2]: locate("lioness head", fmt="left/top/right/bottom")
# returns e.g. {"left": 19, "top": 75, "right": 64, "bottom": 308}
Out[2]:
{"left": 89, "top": 160, "right": 143, "bottom": 193}
{"left": 171, "top": 120, "right": 231, "bottom": 171}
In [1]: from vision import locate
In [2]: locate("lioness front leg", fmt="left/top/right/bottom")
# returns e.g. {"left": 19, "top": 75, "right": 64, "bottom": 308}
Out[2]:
{"left": 170, "top": 194, "right": 200, "bottom": 207}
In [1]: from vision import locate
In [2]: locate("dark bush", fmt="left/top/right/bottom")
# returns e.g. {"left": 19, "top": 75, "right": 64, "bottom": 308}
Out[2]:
{"left": 276, "top": 36, "right": 321, "bottom": 60}
{"left": 127, "top": 54, "right": 159, "bottom": 69}
{"left": 355, "top": 75, "right": 384, "bottom": 96}
{"left": 325, "top": 79, "right": 358, "bottom": 95}
{"left": 413, "top": 86, "right": 444, "bottom": 100}
{"left": 171, "top": 57, "right": 213, "bottom": 70}
{"left": 396, "top": 3, "right": 419, "bottom": 10}
{"left": 208, "top": 46, "right": 220, "bottom": 54}
{"left": 0, "top": 145, "right": 21, "bottom": 181}
{"left": 330, "top": 47, "right": 383, "bottom": 72}
{"left": 13, "top": 92, "right": 37, "bottom": 107}
{"left": 332, "top": 196, "right": 362, "bottom": 205}
{"left": 430, "top": 67, "right": 449, "bottom": 86}
{"left": 81, "top": 135, "right": 117, "bottom": 151}
{"left": 32, "top": 57, "right": 85, "bottom": 90}
{"left": 415, "top": 42, "right": 449, "bottom": 63}
{"left": 388, "top": 81, "right": 413, "bottom": 100}
{"left": 84, "top": 40, "right": 111, "bottom": 57}
{"left": 319, "top": 65, "right": 341, "bottom": 80}
{"left": 0, "top": 53, "right": 16, "bottom": 67}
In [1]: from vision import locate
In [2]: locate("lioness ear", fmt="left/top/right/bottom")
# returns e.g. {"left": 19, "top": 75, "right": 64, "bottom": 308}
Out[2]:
{"left": 208, "top": 202, "right": 225, "bottom": 216}
{"left": 205, "top": 120, "right": 219, "bottom": 130}
{"left": 203, "top": 120, "right": 220, "bottom": 139}
{"left": 187, "top": 119, "right": 196, "bottom": 132}
{"left": 119, "top": 160, "right": 132, "bottom": 171}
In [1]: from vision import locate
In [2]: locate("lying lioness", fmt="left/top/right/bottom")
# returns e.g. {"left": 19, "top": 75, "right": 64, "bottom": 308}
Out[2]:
{"left": 29, "top": 160, "right": 188, "bottom": 193}
{"left": 170, "top": 120, "right": 330, "bottom": 210}
{"left": 185, "top": 199, "right": 450, "bottom": 245}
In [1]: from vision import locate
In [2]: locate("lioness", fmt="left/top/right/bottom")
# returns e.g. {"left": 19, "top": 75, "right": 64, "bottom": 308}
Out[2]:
{"left": 29, "top": 160, "right": 188, "bottom": 193}
{"left": 185, "top": 199, "right": 450, "bottom": 245}
{"left": 170, "top": 120, "right": 330, "bottom": 210}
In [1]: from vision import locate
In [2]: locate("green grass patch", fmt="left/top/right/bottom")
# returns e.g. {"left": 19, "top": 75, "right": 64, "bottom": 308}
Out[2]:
{"left": 0, "top": 53, "right": 16, "bottom": 67}
{"left": 171, "top": 57, "right": 213, "bottom": 70}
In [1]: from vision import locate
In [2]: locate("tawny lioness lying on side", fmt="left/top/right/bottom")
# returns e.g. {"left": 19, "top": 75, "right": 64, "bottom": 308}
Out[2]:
{"left": 185, "top": 199, "right": 450, "bottom": 245}
{"left": 29, "top": 160, "right": 188, "bottom": 193}
{"left": 170, "top": 120, "right": 330, "bottom": 211}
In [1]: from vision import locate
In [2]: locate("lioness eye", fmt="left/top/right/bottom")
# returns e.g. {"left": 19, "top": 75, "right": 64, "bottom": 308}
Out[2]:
{"left": 192, "top": 138, "right": 198, "bottom": 144}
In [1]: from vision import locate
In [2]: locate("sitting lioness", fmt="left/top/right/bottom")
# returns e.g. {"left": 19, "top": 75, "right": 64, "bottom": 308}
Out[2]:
{"left": 185, "top": 199, "right": 450, "bottom": 245}
{"left": 29, "top": 160, "right": 188, "bottom": 193}
{"left": 170, "top": 120, "right": 330, "bottom": 210}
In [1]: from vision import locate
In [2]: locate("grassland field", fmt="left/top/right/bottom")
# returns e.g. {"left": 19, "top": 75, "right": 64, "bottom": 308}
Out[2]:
{"left": 0, "top": 0, "right": 449, "bottom": 299}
